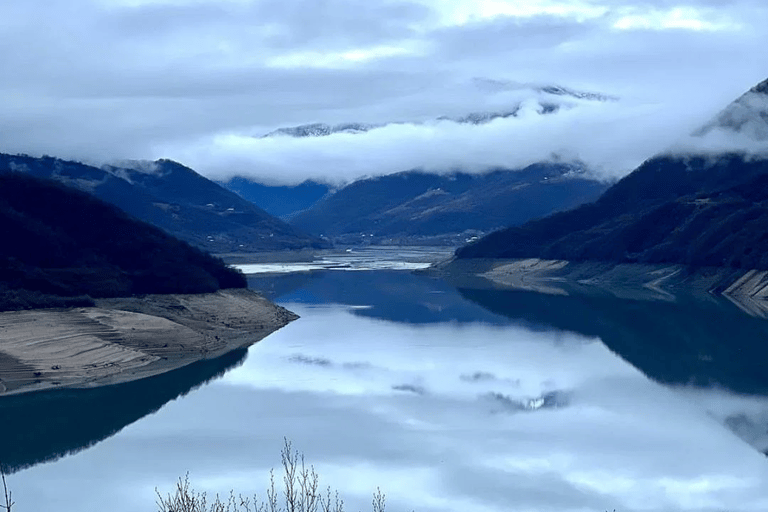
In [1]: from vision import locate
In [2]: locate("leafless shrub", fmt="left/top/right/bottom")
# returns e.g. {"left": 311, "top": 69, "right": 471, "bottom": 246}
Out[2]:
{"left": 156, "top": 439, "right": 387, "bottom": 512}
{"left": 0, "top": 464, "right": 14, "bottom": 512}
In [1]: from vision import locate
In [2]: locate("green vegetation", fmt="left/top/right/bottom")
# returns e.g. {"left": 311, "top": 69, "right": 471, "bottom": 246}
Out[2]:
{"left": 0, "top": 172, "right": 246, "bottom": 311}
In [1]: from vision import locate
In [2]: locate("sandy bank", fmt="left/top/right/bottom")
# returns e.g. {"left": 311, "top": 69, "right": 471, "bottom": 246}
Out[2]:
{"left": 431, "top": 257, "right": 768, "bottom": 317}
{"left": 0, "top": 289, "right": 297, "bottom": 396}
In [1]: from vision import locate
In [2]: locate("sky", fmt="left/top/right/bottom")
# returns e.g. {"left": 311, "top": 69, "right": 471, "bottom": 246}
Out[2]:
{"left": 1, "top": 0, "right": 768, "bottom": 184}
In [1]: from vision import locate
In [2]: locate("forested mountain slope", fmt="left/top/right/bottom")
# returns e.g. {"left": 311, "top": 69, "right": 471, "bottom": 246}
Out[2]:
{"left": 290, "top": 164, "right": 607, "bottom": 245}
{"left": 0, "top": 173, "right": 245, "bottom": 310}
{"left": 0, "top": 154, "right": 326, "bottom": 252}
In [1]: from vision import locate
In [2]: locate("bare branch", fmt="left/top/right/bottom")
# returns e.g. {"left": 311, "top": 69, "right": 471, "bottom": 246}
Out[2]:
{"left": 0, "top": 464, "right": 14, "bottom": 512}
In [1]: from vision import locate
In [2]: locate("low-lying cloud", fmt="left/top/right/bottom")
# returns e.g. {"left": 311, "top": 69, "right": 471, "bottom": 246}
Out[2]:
{"left": 165, "top": 96, "right": 711, "bottom": 185}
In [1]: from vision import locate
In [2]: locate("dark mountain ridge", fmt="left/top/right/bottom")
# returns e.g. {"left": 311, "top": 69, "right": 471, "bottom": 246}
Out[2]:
{"left": 458, "top": 154, "right": 768, "bottom": 268}
{"left": 0, "top": 154, "right": 326, "bottom": 253}
{"left": 289, "top": 164, "right": 608, "bottom": 245}
{"left": 457, "top": 78, "right": 768, "bottom": 270}
{"left": 0, "top": 172, "right": 246, "bottom": 311}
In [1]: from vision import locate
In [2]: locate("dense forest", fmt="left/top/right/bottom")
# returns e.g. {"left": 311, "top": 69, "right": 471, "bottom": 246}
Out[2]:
{"left": 0, "top": 172, "right": 246, "bottom": 311}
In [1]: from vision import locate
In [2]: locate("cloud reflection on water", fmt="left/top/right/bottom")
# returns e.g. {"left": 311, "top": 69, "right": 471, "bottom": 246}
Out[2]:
{"left": 209, "top": 303, "right": 768, "bottom": 512}
{"left": 8, "top": 298, "right": 768, "bottom": 512}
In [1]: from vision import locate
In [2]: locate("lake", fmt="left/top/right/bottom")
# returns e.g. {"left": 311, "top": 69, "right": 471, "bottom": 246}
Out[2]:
{"left": 3, "top": 250, "right": 768, "bottom": 512}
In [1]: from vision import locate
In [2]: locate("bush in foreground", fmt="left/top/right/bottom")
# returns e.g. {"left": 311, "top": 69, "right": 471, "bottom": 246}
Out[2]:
{"left": 156, "top": 439, "right": 386, "bottom": 512}
{"left": 1, "top": 443, "right": 624, "bottom": 512}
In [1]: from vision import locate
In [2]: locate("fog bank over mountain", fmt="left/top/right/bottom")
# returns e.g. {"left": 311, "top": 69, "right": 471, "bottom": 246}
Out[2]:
{"left": 454, "top": 77, "right": 768, "bottom": 270}
{"left": 174, "top": 78, "right": 768, "bottom": 187}
{"left": 671, "top": 79, "right": 768, "bottom": 158}
{"left": 172, "top": 94, "right": 704, "bottom": 186}
{"left": 1, "top": 0, "right": 767, "bottom": 186}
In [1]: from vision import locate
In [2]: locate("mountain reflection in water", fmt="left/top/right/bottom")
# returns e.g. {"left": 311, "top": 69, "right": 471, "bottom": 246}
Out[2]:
{"left": 248, "top": 270, "right": 511, "bottom": 325}
{"left": 458, "top": 286, "right": 768, "bottom": 396}
{"left": 249, "top": 269, "right": 768, "bottom": 395}
{"left": 0, "top": 349, "right": 247, "bottom": 473}
{"left": 249, "top": 270, "right": 768, "bottom": 455}
{"left": 6, "top": 268, "right": 768, "bottom": 512}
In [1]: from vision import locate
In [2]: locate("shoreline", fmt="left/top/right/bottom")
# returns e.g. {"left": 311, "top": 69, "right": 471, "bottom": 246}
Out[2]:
{"left": 431, "top": 257, "right": 768, "bottom": 317}
{"left": 0, "top": 288, "right": 297, "bottom": 396}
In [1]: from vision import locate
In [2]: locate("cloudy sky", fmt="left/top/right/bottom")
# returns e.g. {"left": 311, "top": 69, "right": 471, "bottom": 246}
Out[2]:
{"left": 2, "top": 0, "right": 767, "bottom": 184}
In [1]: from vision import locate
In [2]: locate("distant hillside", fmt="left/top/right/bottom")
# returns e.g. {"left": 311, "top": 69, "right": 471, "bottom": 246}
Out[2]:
{"left": 0, "top": 173, "right": 246, "bottom": 311}
{"left": 0, "top": 154, "right": 327, "bottom": 252}
{"left": 457, "top": 154, "right": 768, "bottom": 266}
{"left": 457, "top": 77, "right": 768, "bottom": 268}
{"left": 218, "top": 178, "right": 330, "bottom": 219}
{"left": 226, "top": 79, "right": 614, "bottom": 237}
{"left": 289, "top": 164, "right": 608, "bottom": 245}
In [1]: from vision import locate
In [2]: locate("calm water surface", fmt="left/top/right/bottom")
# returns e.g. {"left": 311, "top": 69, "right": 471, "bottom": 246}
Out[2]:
{"left": 4, "top": 258, "right": 768, "bottom": 512}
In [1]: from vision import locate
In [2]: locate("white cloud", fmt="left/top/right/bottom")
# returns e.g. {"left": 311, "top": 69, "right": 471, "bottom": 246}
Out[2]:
{"left": 160, "top": 94, "right": 712, "bottom": 185}
{"left": 611, "top": 5, "right": 743, "bottom": 31}
{"left": 425, "top": 0, "right": 611, "bottom": 26}
{"left": 0, "top": 0, "right": 766, "bottom": 183}
{"left": 264, "top": 41, "right": 428, "bottom": 69}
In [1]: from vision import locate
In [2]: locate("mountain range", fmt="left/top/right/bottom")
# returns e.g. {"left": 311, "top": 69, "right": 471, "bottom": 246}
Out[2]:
{"left": 288, "top": 164, "right": 607, "bottom": 245}
{"left": 0, "top": 155, "right": 326, "bottom": 253}
{"left": 216, "top": 81, "right": 615, "bottom": 243}
{"left": 218, "top": 177, "right": 331, "bottom": 219}
{"left": 218, "top": 164, "right": 608, "bottom": 242}
{"left": 456, "top": 78, "right": 768, "bottom": 269}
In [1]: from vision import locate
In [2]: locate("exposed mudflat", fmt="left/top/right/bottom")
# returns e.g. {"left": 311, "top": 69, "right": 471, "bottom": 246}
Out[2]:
{"left": 432, "top": 257, "right": 768, "bottom": 318}
{"left": 0, "top": 289, "right": 297, "bottom": 396}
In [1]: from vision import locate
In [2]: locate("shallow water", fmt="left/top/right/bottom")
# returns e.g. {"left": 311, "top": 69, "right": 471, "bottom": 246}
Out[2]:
{"left": 4, "top": 267, "right": 768, "bottom": 512}
{"left": 235, "top": 247, "right": 454, "bottom": 274}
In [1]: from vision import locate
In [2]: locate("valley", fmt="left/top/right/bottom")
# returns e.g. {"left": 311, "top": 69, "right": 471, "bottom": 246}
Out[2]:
{"left": 2, "top": 7, "right": 768, "bottom": 509}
